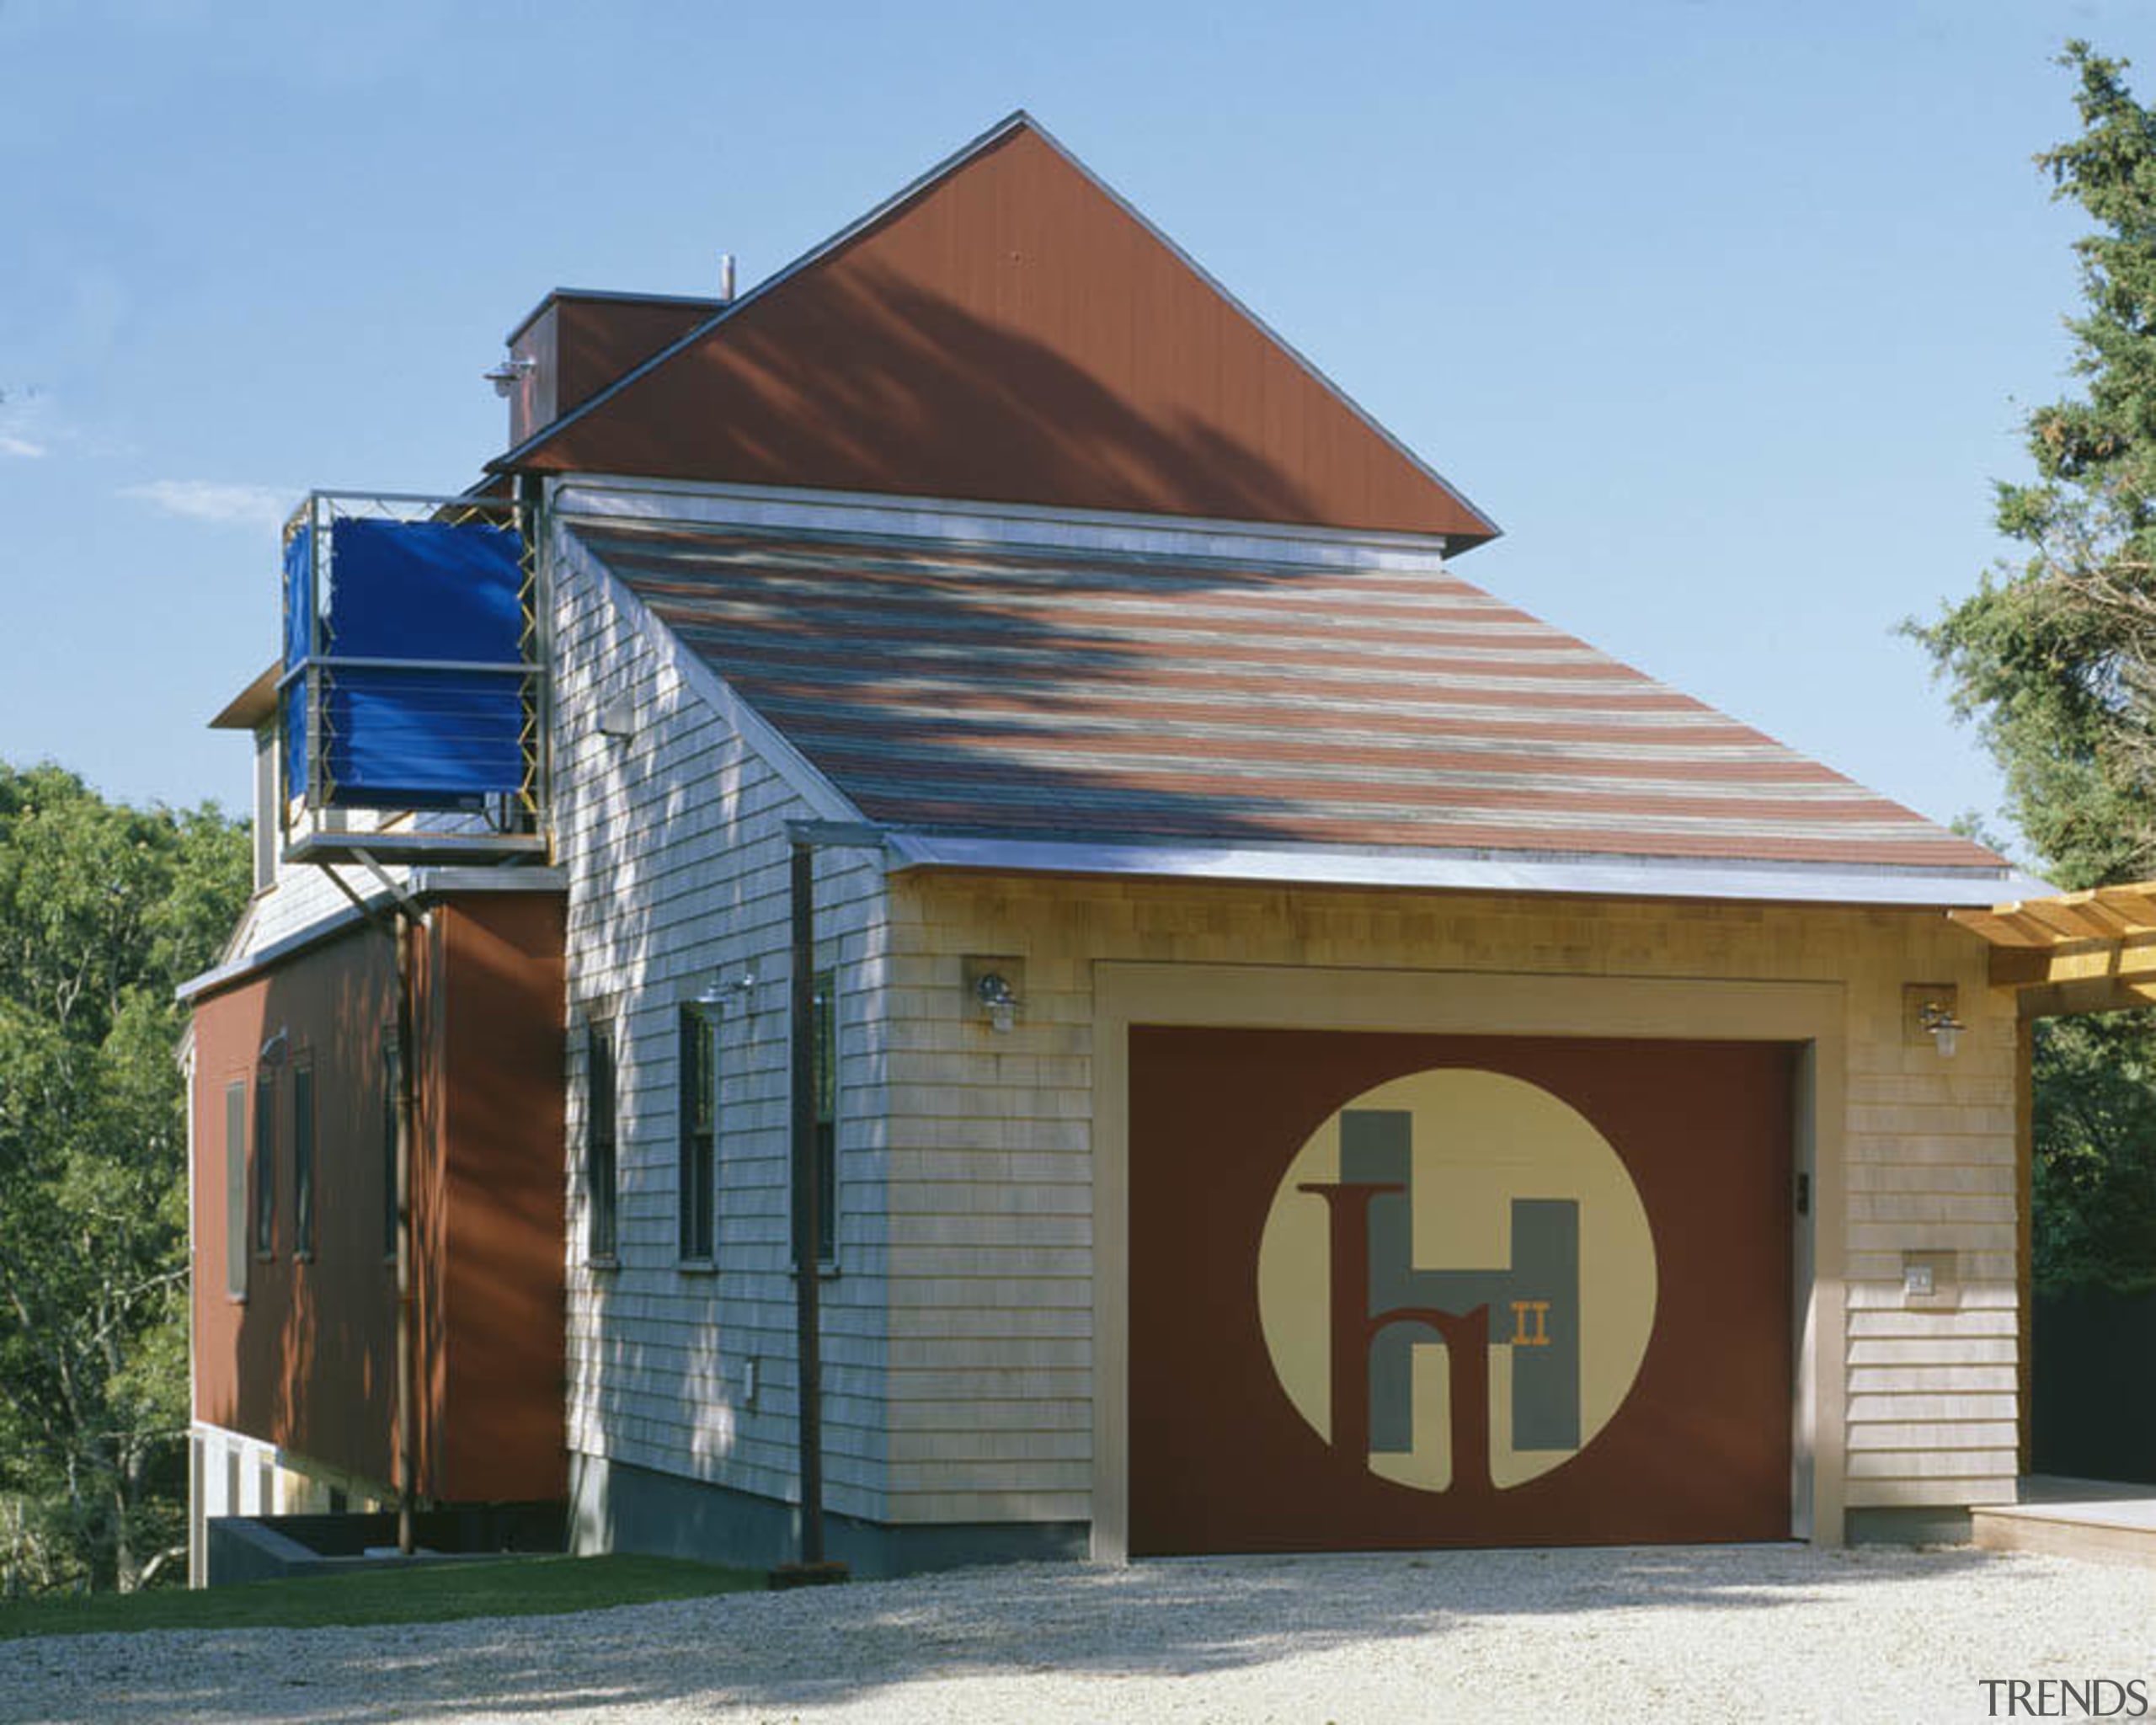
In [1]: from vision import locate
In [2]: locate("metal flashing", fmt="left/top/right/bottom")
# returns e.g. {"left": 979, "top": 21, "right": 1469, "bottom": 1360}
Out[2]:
{"left": 503, "top": 287, "right": 728, "bottom": 350}
{"left": 552, "top": 476, "right": 1456, "bottom": 569}
{"left": 881, "top": 831, "right": 2047, "bottom": 910}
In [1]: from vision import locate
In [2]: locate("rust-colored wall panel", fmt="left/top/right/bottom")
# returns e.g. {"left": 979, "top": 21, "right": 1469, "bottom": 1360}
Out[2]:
{"left": 434, "top": 894, "right": 567, "bottom": 1503}
{"left": 516, "top": 127, "right": 1494, "bottom": 544}
{"left": 1128, "top": 1028, "right": 1794, "bottom": 1555}
{"left": 553, "top": 300, "right": 712, "bottom": 425}
{"left": 508, "top": 297, "right": 715, "bottom": 448}
{"left": 189, "top": 928, "right": 399, "bottom": 1487}
{"left": 190, "top": 892, "right": 565, "bottom": 1504}
{"left": 506, "top": 304, "right": 558, "bottom": 451}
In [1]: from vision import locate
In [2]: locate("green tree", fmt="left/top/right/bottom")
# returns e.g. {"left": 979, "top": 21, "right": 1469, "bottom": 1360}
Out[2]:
{"left": 0, "top": 762, "right": 248, "bottom": 1593}
{"left": 1913, "top": 41, "right": 2156, "bottom": 1293}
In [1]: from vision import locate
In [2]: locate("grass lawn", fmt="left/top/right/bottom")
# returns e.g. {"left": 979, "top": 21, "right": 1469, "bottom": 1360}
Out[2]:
{"left": 0, "top": 1553, "right": 761, "bottom": 1640}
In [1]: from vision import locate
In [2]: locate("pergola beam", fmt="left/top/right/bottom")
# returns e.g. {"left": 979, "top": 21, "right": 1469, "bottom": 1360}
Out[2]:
{"left": 1952, "top": 879, "right": 2156, "bottom": 1009}
{"left": 2014, "top": 975, "right": 2156, "bottom": 1021}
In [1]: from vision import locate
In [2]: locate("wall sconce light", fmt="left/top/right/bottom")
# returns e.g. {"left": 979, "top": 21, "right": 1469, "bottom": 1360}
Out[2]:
{"left": 259, "top": 1028, "right": 289, "bottom": 1066}
{"left": 596, "top": 694, "right": 637, "bottom": 741}
{"left": 693, "top": 971, "right": 757, "bottom": 1012}
{"left": 483, "top": 355, "right": 536, "bottom": 398}
{"left": 1916, "top": 999, "right": 1965, "bottom": 1058}
{"left": 974, "top": 970, "right": 1021, "bottom": 1033}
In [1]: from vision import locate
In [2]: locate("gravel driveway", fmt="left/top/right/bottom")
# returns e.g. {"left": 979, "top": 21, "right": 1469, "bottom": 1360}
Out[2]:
{"left": 5, "top": 1543, "right": 2153, "bottom": 1724}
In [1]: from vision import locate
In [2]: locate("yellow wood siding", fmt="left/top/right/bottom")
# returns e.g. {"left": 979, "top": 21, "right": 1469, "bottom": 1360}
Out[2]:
{"left": 887, "top": 873, "right": 2017, "bottom": 1533}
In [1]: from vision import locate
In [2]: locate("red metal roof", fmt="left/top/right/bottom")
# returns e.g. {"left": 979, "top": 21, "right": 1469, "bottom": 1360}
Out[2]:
{"left": 579, "top": 520, "right": 2004, "bottom": 873}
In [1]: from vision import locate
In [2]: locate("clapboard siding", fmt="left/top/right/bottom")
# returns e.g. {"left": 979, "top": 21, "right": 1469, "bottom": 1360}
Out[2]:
{"left": 886, "top": 873, "right": 2020, "bottom": 1527}
{"left": 551, "top": 524, "right": 892, "bottom": 1521}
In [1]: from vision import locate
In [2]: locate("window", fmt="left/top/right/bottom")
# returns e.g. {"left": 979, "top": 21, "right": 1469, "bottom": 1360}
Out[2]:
{"left": 252, "top": 1071, "right": 276, "bottom": 1258}
{"left": 380, "top": 1041, "right": 399, "bottom": 1260}
{"left": 224, "top": 1081, "right": 248, "bottom": 1300}
{"left": 292, "top": 1062, "right": 315, "bottom": 1259}
{"left": 587, "top": 1020, "right": 618, "bottom": 1261}
{"left": 793, "top": 969, "right": 838, "bottom": 1267}
{"left": 677, "top": 1006, "right": 717, "bottom": 1263}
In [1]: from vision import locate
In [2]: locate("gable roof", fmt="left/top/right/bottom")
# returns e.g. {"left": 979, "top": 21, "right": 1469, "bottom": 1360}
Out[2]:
{"left": 494, "top": 114, "right": 1498, "bottom": 551}
{"left": 572, "top": 511, "right": 2017, "bottom": 896}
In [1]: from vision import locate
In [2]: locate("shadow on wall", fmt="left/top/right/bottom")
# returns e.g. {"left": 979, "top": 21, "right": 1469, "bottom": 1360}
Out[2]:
{"left": 559, "top": 755, "right": 883, "bottom": 1535}
{"left": 205, "top": 896, "right": 568, "bottom": 1509}
{"left": 552, "top": 253, "right": 1361, "bottom": 531}
{"left": 202, "top": 932, "right": 401, "bottom": 1496}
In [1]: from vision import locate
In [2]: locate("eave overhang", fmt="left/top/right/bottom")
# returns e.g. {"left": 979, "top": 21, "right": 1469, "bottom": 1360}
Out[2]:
{"left": 209, "top": 662, "right": 280, "bottom": 731}
{"left": 889, "top": 830, "right": 2045, "bottom": 910}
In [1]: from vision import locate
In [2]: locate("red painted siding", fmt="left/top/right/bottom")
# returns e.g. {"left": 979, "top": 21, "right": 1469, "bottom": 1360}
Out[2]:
{"left": 508, "top": 125, "right": 1496, "bottom": 545}
{"left": 189, "top": 893, "right": 565, "bottom": 1503}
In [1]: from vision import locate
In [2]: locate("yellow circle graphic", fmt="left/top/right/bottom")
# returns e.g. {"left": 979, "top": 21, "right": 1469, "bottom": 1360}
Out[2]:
{"left": 1257, "top": 1068, "right": 1657, "bottom": 1492}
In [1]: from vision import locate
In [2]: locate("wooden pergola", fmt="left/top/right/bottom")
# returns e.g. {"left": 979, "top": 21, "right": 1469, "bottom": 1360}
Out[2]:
{"left": 1948, "top": 879, "right": 2156, "bottom": 1474}
{"left": 1951, "top": 883, "right": 2156, "bottom": 1018}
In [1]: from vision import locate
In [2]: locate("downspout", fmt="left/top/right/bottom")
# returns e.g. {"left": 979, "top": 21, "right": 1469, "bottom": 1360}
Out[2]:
{"left": 393, "top": 905, "right": 420, "bottom": 1557}
{"left": 776, "top": 819, "right": 883, "bottom": 1584}
{"left": 179, "top": 1031, "right": 200, "bottom": 1587}
{"left": 788, "top": 839, "right": 826, "bottom": 1570}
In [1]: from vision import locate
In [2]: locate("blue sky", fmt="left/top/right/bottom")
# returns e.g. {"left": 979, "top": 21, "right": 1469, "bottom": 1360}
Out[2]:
{"left": 1, "top": 0, "right": 2148, "bottom": 866}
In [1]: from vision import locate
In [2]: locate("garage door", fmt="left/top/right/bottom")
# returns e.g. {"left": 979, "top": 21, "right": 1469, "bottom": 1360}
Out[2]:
{"left": 1128, "top": 1028, "right": 1794, "bottom": 1555}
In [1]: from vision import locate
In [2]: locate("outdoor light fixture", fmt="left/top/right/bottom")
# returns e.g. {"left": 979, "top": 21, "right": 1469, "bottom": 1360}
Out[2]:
{"left": 483, "top": 355, "right": 536, "bottom": 398}
{"left": 258, "top": 1028, "right": 289, "bottom": 1066}
{"left": 1916, "top": 999, "right": 1966, "bottom": 1057}
{"left": 974, "top": 970, "right": 1021, "bottom": 1033}
{"left": 694, "top": 971, "right": 757, "bottom": 1011}
{"left": 596, "top": 695, "right": 637, "bottom": 741}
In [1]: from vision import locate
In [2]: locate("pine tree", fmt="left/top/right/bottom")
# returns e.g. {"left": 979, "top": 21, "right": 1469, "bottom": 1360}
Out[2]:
{"left": 1914, "top": 41, "right": 2156, "bottom": 1294}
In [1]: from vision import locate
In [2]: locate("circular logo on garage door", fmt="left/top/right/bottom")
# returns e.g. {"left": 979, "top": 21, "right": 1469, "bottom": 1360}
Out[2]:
{"left": 1257, "top": 1069, "right": 1657, "bottom": 1493}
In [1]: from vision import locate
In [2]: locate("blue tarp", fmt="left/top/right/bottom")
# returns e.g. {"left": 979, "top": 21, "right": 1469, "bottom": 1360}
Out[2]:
{"left": 281, "top": 526, "right": 312, "bottom": 802}
{"left": 280, "top": 516, "right": 526, "bottom": 809}
{"left": 326, "top": 517, "right": 522, "bottom": 662}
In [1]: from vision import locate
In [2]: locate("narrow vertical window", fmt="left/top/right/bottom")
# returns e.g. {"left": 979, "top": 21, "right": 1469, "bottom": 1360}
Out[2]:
{"left": 678, "top": 1007, "right": 717, "bottom": 1262}
{"left": 588, "top": 1020, "right": 618, "bottom": 1260}
{"left": 803, "top": 969, "right": 836, "bottom": 1265}
{"left": 224, "top": 1081, "right": 248, "bottom": 1300}
{"left": 253, "top": 1071, "right": 277, "bottom": 1258}
{"left": 251, "top": 723, "right": 278, "bottom": 893}
{"left": 292, "top": 1062, "right": 315, "bottom": 1259}
{"left": 381, "top": 1042, "right": 399, "bottom": 1260}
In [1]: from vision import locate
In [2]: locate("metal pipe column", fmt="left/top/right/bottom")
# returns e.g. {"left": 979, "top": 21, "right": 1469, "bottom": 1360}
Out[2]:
{"left": 788, "top": 839, "right": 826, "bottom": 1567}
{"left": 393, "top": 908, "right": 417, "bottom": 1557}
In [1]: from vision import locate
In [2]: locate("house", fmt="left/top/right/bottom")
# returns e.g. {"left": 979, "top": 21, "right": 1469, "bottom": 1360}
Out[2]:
{"left": 179, "top": 113, "right": 2048, "bottom": 1580}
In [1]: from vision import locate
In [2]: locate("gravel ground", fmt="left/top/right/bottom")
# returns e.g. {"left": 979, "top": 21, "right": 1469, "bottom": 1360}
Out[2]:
{"left": 4, "top": 1543, "right": 2154, "bottom": 1724}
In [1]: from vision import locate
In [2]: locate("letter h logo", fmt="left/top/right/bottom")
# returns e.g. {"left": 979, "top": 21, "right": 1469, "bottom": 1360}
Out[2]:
{"left": 1299, "top": 1109, "right": 1582, "bottom": 1493}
